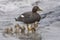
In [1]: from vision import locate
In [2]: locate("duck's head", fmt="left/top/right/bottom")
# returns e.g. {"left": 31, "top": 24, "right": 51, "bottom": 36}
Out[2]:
{"left": 32, "top": 6, "right": 42, "bottom": 13}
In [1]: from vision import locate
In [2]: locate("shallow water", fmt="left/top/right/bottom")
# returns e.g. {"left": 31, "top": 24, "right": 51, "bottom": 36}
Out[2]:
{"left": 0, "top": 0, "right": 60, "bottom": 40}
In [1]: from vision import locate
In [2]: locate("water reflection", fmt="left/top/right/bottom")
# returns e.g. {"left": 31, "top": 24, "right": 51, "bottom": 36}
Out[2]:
{"left": 18, "top": 33, "right": 42, "bottom": 40}
{"left": 3, "top": 32, "right": 42, "bottom": 40}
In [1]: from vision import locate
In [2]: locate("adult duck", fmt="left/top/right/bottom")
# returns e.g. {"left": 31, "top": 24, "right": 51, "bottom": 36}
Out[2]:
{"left": 15, "top": 6, "right": 42, "bottom": 31}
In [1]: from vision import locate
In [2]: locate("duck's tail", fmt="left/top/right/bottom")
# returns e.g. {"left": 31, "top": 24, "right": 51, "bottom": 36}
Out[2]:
{"left": 15, "top": 18, "right": 17, "bottom": 21}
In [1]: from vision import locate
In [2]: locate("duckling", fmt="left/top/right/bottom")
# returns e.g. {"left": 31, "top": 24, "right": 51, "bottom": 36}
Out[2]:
{"left": 3, "top": 28, "right": 10, "bottom": 37}
{"left": 3, "top": 27, "right": 13, "bottom": 37}
{"left": 9, "top": 27, "right": 13, "bottom": 35}
{"left": 5, "top": 27, "right": 13, "bottom": 34}
{"left": 20, "top": 26, "right": 25, "bottom": 33}
{"left": 34, "top": 21, "right": 38, "bottom": 28}
{"left": 14, "top": 24, "right": 21, "bottom": 35}
{"left": 15, "top": 24, "right": 20, "bottom": 28}
{"left": 28, "top": 24, "right": 37, "bottom": 33}
{"left": 27, "top": 25, "right": 36, "bottom": 33}
{"left": 31, "top": 27, "right": 36, "bottom": 32}
{"left": 4, "top": 27, "right": 10, "bottom": 34}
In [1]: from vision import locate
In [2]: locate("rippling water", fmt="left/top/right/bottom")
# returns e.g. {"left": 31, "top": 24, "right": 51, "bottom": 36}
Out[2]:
{"left": 0, "top": 0, "right": 60, "bottom": 40}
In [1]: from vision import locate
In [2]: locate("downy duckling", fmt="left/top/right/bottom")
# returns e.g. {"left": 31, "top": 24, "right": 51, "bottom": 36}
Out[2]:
{"left": 3, "top": 27, "right": 13, "bottom": 37}
{"left": 4, "top": 28, "right": 10, "bottom": 34}
{"left": 34, "top": 21, "right": 38, "bottom": 28}
{"left": 15, "top": 24, "right": 20, "bottom": 28}
{"left": 9, "top": 27, "right": 13, "bottom": 35}
{"left": 20, "top": 26, "right": 25, "bottom": 33}
{"left": 4, "top": 27, "right": 13, "bottom": 34}
{"left": 30, "top": 27, "right": 36, "bottom": 33}
{"left": 14, "top": 24, "right": 21, "bottom": 35}
{"left": 27, "top": 26, "right": 36, "bottom": 33}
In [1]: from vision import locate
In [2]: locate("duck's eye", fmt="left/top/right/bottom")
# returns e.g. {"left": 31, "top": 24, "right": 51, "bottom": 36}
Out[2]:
{"left": 20, "top": 15, "right": 24, "bottom": 18}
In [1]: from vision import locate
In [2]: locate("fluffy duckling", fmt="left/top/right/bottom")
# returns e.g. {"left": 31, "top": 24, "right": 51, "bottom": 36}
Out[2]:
{"left": 14, "top": 24, "right": 26, "bottom": 34}
{"left": 34, "top": 21, "right": 38, "bottom": 28}
{"left": 3, "top": 27, "right": 13, "bottom": 37}
{"left": 15, "top": 24, "right": 20, "bottom": 28}
{"left": 4, "top": 28, "right": 10, "bottom": 34}
{"left": 20, "top": 26, "right": 25, "bottom": 33}
{"left": 9, "top": 27, "right": 13, "bottom": 35}
{"left": 4, "top": 27, "right": 13, "bottom": 34}
{"left": 14, "top": 24, "right": 21, "bottom": 35}
{"left": 31, "top": 27, "right": 36, "bottom": 32}
{"left": 27, "top": 26, "right": 36, "bottom": 33}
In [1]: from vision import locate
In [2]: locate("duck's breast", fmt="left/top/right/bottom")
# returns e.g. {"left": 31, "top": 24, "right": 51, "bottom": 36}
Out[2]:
{"left": 33, "top": 13, "right": 41, "bottom": 22}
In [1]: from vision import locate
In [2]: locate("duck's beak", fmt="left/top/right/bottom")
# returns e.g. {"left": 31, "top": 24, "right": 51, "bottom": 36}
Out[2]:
{"left": 37, "top": 8, "right": 43, "bottom": 13}
{"left": 38, "top": 8, "right": 43, "bottom": 11}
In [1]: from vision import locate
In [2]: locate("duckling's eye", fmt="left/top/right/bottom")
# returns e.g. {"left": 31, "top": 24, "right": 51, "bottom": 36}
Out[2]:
{"left": 20, "top": 15, "right": 24, "bottom": 18}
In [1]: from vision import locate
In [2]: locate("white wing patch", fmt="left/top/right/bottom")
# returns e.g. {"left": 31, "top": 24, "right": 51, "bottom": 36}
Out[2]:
{"left": 20, "top": 15, "right": 24, "bottom": 18}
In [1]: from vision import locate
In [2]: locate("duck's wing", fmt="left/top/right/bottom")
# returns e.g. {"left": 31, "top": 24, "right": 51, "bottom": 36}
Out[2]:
{"left": 17, "top": 12, "right": 33, "bottom": 21}
{"left": 20, "top": 12, "right": 36, "bottom": 23}
{"left": 22, "top": 12, "right": 32, "bottom": 18}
